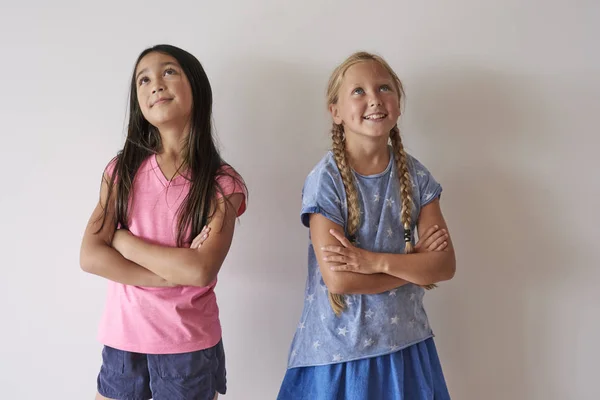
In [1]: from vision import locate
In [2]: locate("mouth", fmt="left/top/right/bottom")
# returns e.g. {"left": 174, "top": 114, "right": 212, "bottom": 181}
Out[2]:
{"left": 151, "top": 98, "right": 173, "bottom": 107}
{"left": 363, "top": 113, "right": 387, "bottom": 121}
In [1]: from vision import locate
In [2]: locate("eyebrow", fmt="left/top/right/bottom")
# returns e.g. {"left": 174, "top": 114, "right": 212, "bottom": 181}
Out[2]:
{"left": 135, "top": 62, "right": 178, "bottom": 81}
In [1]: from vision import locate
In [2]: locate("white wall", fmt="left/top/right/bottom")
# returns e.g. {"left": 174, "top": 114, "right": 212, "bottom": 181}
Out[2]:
{"left": 1, "top": 1, "right": 598, "bottom": 399}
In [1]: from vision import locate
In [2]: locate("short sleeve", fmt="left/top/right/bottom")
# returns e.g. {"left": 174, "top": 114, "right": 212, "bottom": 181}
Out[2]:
{"left": 300, "top": 164, "right": 345, "bottom": 228}
{"left": 411, "top": 156, "right": 443, "bottom": 207}
{"left": 103, "top": 156, "right": 118, "bottom": 180}
{"left": 216, "top": 165, "right": 247, "bottom": 216}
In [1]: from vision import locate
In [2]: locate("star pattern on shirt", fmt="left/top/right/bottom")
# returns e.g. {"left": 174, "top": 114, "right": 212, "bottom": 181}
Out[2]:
{"left": 337, "top": 326, "right": 348, "bottom": 336}
{"left": 291, "top": 154, "right": 439, "bottom": 367}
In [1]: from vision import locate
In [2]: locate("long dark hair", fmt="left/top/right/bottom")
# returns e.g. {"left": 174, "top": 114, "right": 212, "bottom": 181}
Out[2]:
{"left": 98, "top": 44, "right": 245, "bottom": 245}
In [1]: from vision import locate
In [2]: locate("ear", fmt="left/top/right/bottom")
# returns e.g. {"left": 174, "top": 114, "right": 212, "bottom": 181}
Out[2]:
{"left": 329, "top": 103, "right": 343, "bottom": 125}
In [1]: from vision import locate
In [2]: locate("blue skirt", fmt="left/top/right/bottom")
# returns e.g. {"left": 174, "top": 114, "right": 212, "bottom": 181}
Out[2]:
{"left": 277, "top": 338, "right": 450, "bottom": 400}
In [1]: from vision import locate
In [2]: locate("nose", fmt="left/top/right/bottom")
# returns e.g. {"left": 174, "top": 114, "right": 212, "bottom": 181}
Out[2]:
{"left": 152, "top": 78, "right": 165, "bottom": 94}
{"left": 369, "top": 92, "right": 383, "bottom": 107}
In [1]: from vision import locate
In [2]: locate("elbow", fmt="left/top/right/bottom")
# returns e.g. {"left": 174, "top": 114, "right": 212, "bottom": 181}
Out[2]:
{"left": 443, "top": 263, "right": 456, "bottom": 282}
{"left": 187, "top": 259, "right": 221, "bottom": 287}
{"left": 323, "top": 274, "right": 350, "bottom": 295}
{"left": 79, "top": 247, "right": 96, "bottom": 274}
{"left": 443, "top": 253, "right": 457, "bottom": 281}
{"left": 435, "top": 257, "right": 456, "bottom": 283}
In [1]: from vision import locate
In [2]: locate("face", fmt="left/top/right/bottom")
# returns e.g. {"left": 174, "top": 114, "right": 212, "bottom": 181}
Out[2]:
{"left": 135, "top": 52, "right": 193, "bottom": 129}
{"left": 329, "top": 60, "right": 400, "bottom": 140}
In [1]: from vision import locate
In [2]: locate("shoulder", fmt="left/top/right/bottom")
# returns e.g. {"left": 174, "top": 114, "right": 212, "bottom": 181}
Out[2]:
{"left": 304, "top": 151, "right": 343, "bottom": 189}
{"left": 215, "top": 163, "right": 248, "bottom": 215}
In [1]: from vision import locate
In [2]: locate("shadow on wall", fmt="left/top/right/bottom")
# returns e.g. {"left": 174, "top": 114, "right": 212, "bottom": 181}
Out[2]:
{"left": 407, "top": 66, "right": 569, "bottom": 400}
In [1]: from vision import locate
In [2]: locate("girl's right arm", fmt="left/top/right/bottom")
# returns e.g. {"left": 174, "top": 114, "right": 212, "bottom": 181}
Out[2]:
{"left": 310, "top": 213, "right": 409, "bottom": 295}
{"left": 79, "top": 172, "right": 173, "bottom": 287}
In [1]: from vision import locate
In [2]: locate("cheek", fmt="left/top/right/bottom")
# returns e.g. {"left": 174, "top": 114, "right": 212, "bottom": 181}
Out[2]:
{"left": 174, "top": 79, "right": 193, "bottom": 108}
{"left": 347, "top": 102, "right": 364, "bottom": 121}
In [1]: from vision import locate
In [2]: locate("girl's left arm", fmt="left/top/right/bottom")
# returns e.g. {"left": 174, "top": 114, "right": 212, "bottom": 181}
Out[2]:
{"left": 378, "top": 199, "right": 456, "bottom": 285}
{"left": 113, "top": 193, "right": 244, "bottom": 287}
{"left": 326, "top": 199, "right": 456, "bottom": 286}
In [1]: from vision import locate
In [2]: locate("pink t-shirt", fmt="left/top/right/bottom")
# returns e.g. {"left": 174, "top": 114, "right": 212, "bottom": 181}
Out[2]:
{"left": 97, "top": 154, "right": 246, "bottom": 354}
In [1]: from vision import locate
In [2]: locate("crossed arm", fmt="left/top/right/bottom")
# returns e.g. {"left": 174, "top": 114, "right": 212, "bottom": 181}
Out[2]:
{"left": 79, "top": 171, "right": 241, "bottom": 287}
{"left": 312, "top": 198, "right": 456, "bottom": 295}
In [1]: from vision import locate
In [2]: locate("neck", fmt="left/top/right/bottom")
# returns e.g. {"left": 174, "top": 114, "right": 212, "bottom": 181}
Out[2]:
{"left": 344, "top": 134, "right": 390, "bottom": 175}
{"left": 157, "top": 119, "right": 190, "bottom": 162}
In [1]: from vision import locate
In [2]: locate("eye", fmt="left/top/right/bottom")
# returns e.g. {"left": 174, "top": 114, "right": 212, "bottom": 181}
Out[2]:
{"left": 380, "top": 85, "right": 392, "bottom": 92}
{"left": 352, "top": 87, "right": 364, "bottom": 95}
{"left": 138, "top": 76, "right": 149, "bottom": 86}
{"left": 164, "top": 68, "right": 177, "bottom": 76}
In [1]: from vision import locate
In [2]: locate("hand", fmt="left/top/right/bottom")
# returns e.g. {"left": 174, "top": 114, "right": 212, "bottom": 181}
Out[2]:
{"left": 414, "top": 225, "right": 449, "bottom": 253}
{"left": 112, "top": 229, "right": 133, "bottom": 257}
{"left": 414, "top": 224, "right": 447, "bottom": 290}
{"left": 322, "top": 229, "right": 381, "bottom": 275}
{"left": 190, "top": 226, "right": 211, "bottom": 249}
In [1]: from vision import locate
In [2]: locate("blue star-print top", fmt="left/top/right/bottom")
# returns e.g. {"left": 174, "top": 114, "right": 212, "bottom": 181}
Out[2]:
{"left": 286, "top": 146, "right": 443, "bottom": 368}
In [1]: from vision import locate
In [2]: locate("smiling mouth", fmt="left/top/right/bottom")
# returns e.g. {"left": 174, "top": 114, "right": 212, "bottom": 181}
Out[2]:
{"left": 363, "top": 113, "right": 387, "bottom": 120}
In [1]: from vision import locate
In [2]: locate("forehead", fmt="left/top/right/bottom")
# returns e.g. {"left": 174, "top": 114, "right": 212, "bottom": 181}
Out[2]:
{"left": 136, "top": 52, "right": 180, "bottom": 74}
{"left": 342, "top": 60, "right": 392, "bottom": 85}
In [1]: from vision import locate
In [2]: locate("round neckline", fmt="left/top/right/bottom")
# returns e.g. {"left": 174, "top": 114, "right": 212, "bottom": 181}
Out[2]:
{"left": 350, "top": 146, "right": 394, "bottom": 179}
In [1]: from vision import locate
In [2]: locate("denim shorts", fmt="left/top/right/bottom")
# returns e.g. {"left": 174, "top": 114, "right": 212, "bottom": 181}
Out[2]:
{"left": 97, "top": 339, "right": 226, "bottom": 400}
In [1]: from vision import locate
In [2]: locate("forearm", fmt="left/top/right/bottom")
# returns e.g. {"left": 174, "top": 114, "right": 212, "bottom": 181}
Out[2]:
{"left": 80, "top": 243, "right": 173, "bottom": 287}
{"left": 378, "top": 251, "right": 456, "bottom": 285}
{"left": 121, "top": 235, "right": 214, "bottom": 287}
{"left": 328, "top": 270, "right": 409, "bottom": 295}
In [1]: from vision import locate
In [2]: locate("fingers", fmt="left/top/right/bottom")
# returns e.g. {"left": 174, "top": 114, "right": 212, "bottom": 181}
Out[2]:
{"left": 190, "top": 226, "right": 211, "bottom": 249}
{"left": 321, "top": 245, "right": 346, "bottom": 255}
{"left": 433, "top": 241, "right": 448, "bottom": 251}
{"left": 417, "top": 225, "right": 439, "bottom": 245}
{"left": 421, "top": 226, "right": 442, "bottom": 247}
{"left": 329, "top": 229, "right": 352, "bottom": 248}
{"left": 323, "top": 255, "right": 349, "bottom": 264}
{"left": 426, "top": 229, "right": 448, "bottom": 251}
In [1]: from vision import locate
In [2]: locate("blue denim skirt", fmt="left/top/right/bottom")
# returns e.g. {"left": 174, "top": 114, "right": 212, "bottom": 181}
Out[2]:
{"left": 277, "top": 338, "right": 450, "bottom": 400}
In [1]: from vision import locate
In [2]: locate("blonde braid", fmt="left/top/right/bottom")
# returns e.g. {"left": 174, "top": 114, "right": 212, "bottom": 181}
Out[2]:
{"left": 328, "top": 123, "right": 364, "bottom": 315}
{"left": 390, "top": 126, "right": 436, "bottom": 290}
